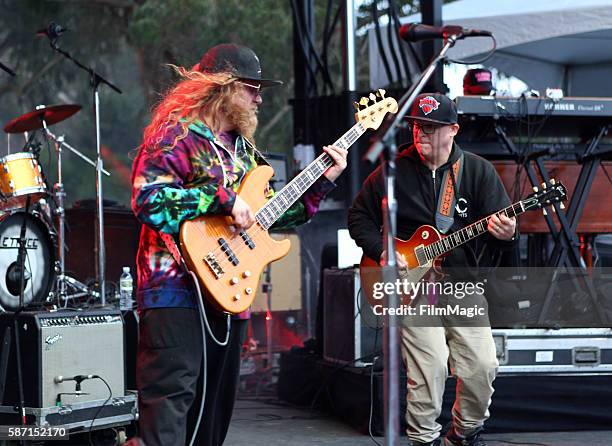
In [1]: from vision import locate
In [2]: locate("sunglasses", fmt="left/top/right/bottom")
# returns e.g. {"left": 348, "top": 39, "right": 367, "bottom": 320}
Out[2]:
{"left": 410, "top": 122, "right": 443, "bottom": 134}
{"left": 236, "top": 80, "right": 262, "bottom": 96}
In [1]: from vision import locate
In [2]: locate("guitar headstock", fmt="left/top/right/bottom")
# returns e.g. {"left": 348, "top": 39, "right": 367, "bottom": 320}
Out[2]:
{"left": 522, "top": 179, "right": 568, "bottom": 213}
{"left": 354, "top": 89, "right": 398, "bottom": 130}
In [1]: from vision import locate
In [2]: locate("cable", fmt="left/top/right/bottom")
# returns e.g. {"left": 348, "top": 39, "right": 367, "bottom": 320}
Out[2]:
{"left": 371, "top": 1, "right": 395, "bottom": 88}
{"left": 368, "top": 356, "right": 382, "bottom": 446}
{"left": 389, "top": 0, "right": 411, "bottom": 85}
{"left": 485, "top": 440, "right": 551, "bottom": 446}
{"left": 187, "top": 270, "right": 231, "bottom": 446}
{"left": 385, "top": 4, "right": 404, "bottom": 88}
{"left": 447, "top": 35, "right": 497, "bottom": 65}
{"left": 289, "top": 0, "right": 319, "bottom": 97}
{"left": 88, "top": 375, "right": 112, "bottom": 446}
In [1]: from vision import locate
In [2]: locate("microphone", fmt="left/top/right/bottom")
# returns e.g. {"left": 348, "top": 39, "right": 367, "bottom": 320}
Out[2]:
{"left": 36, "top": 22, "right": 68, "bottom": 40}
{"left": 54, "top": 374, "right": 98, "bottom": 384}
{"left": 399, "top": 23, "right": 492, "bottom": 42}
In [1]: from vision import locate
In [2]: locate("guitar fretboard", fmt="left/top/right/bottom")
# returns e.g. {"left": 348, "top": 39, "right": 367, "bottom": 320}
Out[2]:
{"left": 421, "top": 202, "right": 525, "bottom": 262}
{"left": 255, "top": 121, "right": 366, "bottom": 229}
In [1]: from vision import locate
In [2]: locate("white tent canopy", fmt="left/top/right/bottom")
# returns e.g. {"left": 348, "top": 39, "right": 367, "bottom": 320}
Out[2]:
{"left": 368, "top": 0, "right": 612, "bottom": 96}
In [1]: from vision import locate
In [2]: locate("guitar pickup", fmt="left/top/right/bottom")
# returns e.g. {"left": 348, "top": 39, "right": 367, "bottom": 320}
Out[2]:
{"left": 240, "top": 231, "right": 256, "bottom": 249}
{"left": 203, "top": 253, "right": 224, "bottom": 278}
{"left": 218, "top": 238, "right": 240, "bottom": 266}
{"left": 415, "top": 246, "right": 428, "bottom": 267}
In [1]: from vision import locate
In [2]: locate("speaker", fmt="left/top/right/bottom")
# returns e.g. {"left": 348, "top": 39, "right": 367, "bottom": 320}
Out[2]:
{"left": 251, "top": 232, "right": 302, "bottom": 312}
{"left": 0, "top": 310, "right": 125, "bottom": 408}
{"left": 322, "top": 268, "right": 381, "bottom": 365}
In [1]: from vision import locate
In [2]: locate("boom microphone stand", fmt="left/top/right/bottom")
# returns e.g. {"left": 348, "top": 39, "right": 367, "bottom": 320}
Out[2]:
{"left": 363, "top": 32, "right": 463, "bottom": 445}
{"left": 40, "top": 23, "right": 122, "bottom": 305}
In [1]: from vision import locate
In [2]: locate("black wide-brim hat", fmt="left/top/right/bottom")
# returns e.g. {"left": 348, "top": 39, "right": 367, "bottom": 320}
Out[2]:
{"left": 406, "top": 93, "right": 458, "bottom": 125}
{"left": 197, "top": 43, "right": 283, "bottom": 88}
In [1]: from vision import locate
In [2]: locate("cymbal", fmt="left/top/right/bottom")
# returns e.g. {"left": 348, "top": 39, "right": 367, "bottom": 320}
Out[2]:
{"left": 3, "top": 104, "right": 82, "bottom": 134}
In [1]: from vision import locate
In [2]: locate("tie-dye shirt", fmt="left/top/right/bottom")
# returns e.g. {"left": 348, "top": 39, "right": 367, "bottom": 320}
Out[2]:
{"left": 131, "top": 121, "right": 335, "bottom": 311}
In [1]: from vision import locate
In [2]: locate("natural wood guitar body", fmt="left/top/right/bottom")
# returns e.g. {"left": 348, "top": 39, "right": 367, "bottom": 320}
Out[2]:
{"left": 180, "top": 166, "right": 290, "bottom": 313}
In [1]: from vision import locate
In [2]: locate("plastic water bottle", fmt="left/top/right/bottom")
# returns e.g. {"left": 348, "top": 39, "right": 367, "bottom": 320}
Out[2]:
{"left": 119, "top": 267, "right": 133, "bottom": 310}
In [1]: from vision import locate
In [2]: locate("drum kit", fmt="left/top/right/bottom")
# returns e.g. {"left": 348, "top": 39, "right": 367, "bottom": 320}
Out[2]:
{"left": 0, "top": 104, "right": 109, "bottom": 311}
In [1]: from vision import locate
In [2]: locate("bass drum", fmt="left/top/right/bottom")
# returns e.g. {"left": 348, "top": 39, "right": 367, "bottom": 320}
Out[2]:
{"left": 0, "top": 212, "right": 55, "bottom": 311}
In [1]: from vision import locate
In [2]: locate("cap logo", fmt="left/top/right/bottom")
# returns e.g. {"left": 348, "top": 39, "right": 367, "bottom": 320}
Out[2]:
{"left": 419, "top": 96, "right": 440, "bottom": 115}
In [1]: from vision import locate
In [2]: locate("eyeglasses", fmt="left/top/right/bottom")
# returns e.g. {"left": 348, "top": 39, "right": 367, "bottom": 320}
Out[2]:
{"left": 410, "top": 122, "right": 443, "bottom": 134}
{"left": 236, "top": 80, "right": 261, "bottom": 96}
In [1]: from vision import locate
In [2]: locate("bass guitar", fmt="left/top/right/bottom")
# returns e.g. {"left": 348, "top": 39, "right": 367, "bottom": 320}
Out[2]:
{"left": 180, "top": 90, "right": 398, "bottom": 313}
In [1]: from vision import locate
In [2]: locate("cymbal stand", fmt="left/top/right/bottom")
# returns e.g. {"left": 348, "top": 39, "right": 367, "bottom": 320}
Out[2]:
{"left": 41, "top": 119, "right": 109, "bottom": 303}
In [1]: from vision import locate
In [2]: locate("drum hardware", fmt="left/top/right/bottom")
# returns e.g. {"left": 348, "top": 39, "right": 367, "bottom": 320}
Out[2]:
{"left": 40, "top": 117, "right": 106, "bottom": 303}
{"left": 3, "top": 104, "right": 81, "bottom": 134}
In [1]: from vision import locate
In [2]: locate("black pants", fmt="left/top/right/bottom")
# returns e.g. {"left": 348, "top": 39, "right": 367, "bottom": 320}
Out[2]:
{"left": 136, "top": 307, "right": 248, "bottom": 446}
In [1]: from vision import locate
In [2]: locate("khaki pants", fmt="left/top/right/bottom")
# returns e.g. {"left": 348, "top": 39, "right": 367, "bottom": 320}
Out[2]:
{"left": 400, "top": 323, "right": 498, "bottom": 443}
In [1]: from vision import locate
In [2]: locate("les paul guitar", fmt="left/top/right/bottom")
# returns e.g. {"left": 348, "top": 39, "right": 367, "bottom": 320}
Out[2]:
{"left": 359, "top": 180, "right": 568, "bottom": 305}
{"left": 180, "top": 90, "right": 398, "bottom": 313}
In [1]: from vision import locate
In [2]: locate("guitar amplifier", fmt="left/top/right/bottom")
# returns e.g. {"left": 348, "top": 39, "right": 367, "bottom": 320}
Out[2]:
{"left": 0, "top": 310, "right": 125, "bottom": 408}
{"left": 323, "top": 268, "right": 382, "bottom": 366}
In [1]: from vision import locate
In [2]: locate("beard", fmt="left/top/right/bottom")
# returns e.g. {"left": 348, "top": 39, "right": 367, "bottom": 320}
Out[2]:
{"left": 224, "top": 99, "right": 258, "bottom": 142}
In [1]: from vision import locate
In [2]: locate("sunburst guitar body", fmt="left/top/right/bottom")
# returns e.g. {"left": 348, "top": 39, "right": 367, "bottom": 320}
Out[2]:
{"left": 359, "top": 181, "right": 568, "bottom": 306}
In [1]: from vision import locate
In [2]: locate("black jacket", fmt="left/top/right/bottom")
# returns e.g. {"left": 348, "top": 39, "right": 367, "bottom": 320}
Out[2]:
{"left": 348, "top": 143, "right": 517, "bottom": 268}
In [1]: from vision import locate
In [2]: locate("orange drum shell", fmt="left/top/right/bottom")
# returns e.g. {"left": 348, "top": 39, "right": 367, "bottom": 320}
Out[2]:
{"left": 0, "top": 153, "right": 47, "bottom": 211}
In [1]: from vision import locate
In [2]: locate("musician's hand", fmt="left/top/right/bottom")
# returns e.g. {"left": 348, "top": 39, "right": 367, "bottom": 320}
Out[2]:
{"left": 322, "top": 145, "right": 348, "bottom": 182}
{"left": 231, "top": 196, "right": 255, "bottom": 229}
{"left": 488, "top": 213, "right": 516, "bottom": 241}
{"left": 380, "top": 250, "right": 408, "bottom": 268}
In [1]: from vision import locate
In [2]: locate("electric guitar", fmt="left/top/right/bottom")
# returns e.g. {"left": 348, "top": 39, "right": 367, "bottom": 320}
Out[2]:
{"left": 180, "top": 90, "right": 398, "bottom": 313}
{"left": 359, "top": 180, "right": 568, "bottom": 305}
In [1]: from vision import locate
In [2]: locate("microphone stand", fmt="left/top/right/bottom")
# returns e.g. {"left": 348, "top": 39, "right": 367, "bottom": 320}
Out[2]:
{"left": 45, "top": 37, "right": 122, "bottom": 306}
{"left": 10, "top": 195, "right": 32, "bottom": 441}
{"left": 363, "top": 33, "right": 461, "bottom": 445}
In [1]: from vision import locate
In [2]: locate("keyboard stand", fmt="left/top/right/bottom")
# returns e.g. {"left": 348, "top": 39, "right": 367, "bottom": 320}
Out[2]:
{"left": 494, "top": 124, "right": 609, "bottom": 325}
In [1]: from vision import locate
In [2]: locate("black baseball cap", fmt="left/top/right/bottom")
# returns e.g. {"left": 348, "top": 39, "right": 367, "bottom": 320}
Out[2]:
{"left": 407, "top": 93, "right": 458, "bottom": 125}
{"left": 197, "top": 43, "right": 283, "bottom": 88}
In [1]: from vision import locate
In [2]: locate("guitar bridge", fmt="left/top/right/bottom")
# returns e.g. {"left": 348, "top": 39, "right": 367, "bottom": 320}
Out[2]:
{"left": 203, "top": 253, "right": 224, "bottom": 279}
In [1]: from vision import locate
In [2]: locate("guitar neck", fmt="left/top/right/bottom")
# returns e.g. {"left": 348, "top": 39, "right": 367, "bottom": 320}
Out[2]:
{"left": 422, "top": 201, "right": 526, "bottom": 260}
{"left": 255, "top": 121, "right": 366, "bottom": 229}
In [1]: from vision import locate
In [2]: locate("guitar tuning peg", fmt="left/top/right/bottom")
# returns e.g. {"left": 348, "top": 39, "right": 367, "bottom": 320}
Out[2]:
{"left": 377, "top": 89, "right": 386, "bottom": 98}
{"left": 353, "top": 102, "right": 360, "bottom": 111}
{"left": 542, "top": 208, "right": 548, "bottom": 216}
{"left": 360, "top": 97, "right": 369, "bottom": 107}
{"left": 541, "top": 182, "right": 547, "bottom": 189}
{"left": 551, "top": 206, "right": 556, "bottom": 213}
{"left": 550, "top": 178, "right": 556, "bottom": 185}
{"left": 559, "top": 202, "right": 565, "bottom": 209}
{"left": 369, "top": 93, "right": 377, "bottom": 102}
{"left": 532, "top": 186, "right": 539, "bottom": 192}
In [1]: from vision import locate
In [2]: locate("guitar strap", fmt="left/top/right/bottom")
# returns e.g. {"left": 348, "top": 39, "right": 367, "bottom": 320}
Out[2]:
{"left": 160, "top": 232, "right": 189, "bottom": 272}
{"left": 435, "top": 153, "right": 464, "bottom": 234}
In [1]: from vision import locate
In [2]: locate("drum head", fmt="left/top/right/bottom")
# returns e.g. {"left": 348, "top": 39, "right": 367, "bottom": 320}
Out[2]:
{"left": 0, "top": 213, "right": 55, "bottom": 310}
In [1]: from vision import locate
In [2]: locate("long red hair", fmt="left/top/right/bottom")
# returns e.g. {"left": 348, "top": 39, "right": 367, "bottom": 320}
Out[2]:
{"left": 141, "top": 66, "right": 238, "bottom": 151}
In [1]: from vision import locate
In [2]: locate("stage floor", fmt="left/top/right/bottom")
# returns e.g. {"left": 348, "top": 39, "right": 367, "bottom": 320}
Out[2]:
{"left": 226, "top": 398, "right": 612, "bottom": 446}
